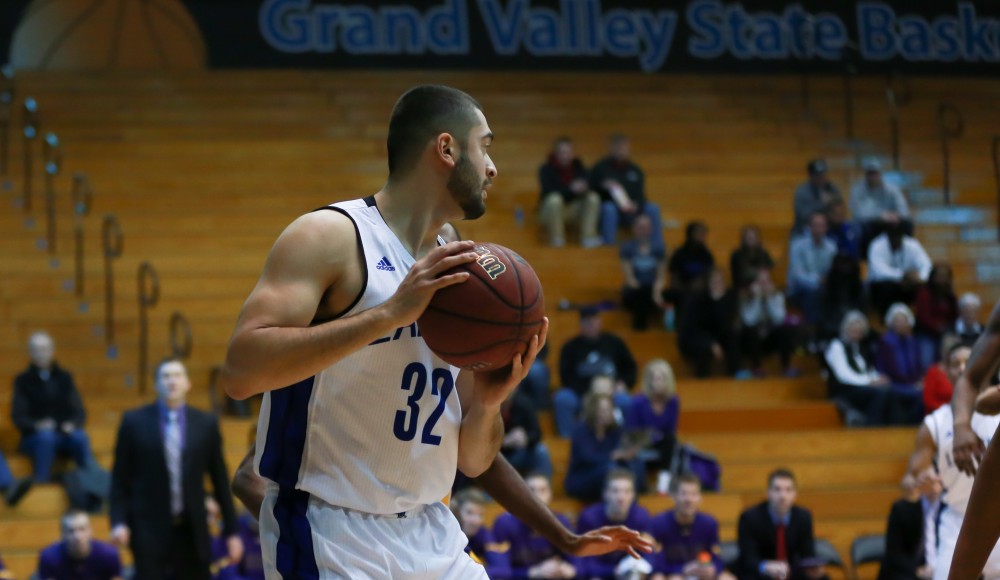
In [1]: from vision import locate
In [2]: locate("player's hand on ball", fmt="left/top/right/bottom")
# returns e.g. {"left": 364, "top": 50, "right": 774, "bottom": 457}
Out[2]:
{"left": 953, "top": 421, "right": 985, "bottom": 476}
{"left": 386, "top": 241, "right": 478, "bottom": 324}
{"left": 472, "top": 317, "right": 549, "bottom": 409}
{"left": 561, "top": 525, "right": 655, "bottom": 559}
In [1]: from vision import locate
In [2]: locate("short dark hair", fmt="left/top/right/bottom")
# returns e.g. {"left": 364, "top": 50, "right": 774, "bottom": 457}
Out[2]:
{"left": 768, "top": 468, "right": 796, "bottom": 488}
{"left": 386, "top": 85, "right": 483, "bottom": 179}
{"left": 451, "top": 487, "right": 488, "bottom": 510}
{"left": 605, "top": 467, "right": 636, "bottom": 490}
{"left": 676, "top": 473, "right": 702, "bottom": 490}
{"left": 608, "top": 133, "right": 628, "bottom": 145}
{"left": 946, "top": 340, "right": 972, "bottom": 362}
{"left": 552, "top": 136, "right": 572, "bottom": 149}
{"left": 153, "top": 356, "right": 184, "bottom": 382}
{"left": 61, "top": 509, "right": 88, "bottom": 529}
{"left": 685, "top": 220, "right": 707, "bottom": 240}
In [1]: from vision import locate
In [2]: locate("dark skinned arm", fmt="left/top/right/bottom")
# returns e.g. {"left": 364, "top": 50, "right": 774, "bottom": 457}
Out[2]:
{"left": 232, "top": 443, "right": 267, "bottom": 520}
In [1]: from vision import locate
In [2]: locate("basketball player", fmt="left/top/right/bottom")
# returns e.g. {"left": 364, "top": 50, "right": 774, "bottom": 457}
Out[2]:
{"left": 908, "top": 344, "right": 1000, "bottom": 579}
{"left": 219, "top": 85, "right": 651, "bottom": 579}
{"left": 950, "top": 300, "right": 1000, "bottom": 580}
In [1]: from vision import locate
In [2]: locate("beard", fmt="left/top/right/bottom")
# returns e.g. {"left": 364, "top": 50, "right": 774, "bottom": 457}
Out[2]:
{"left": 447, "top": 153, "right": 487, "bottom": 220}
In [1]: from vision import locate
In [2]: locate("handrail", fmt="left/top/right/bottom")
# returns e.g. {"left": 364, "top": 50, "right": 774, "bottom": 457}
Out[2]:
{"left": 169, "top": 311, "right": 193, "bottom": 359}
{"left": 0, "top": 65, "right": 14, "bottom": 175}
{"left": 993, "top": 135, "right": 1000, "bottom": 242}
{"left": 884, "top": 72, "right": 911, "bottom": 171}
{"left": 137, "top": 262, "right": 160, "bottom": 394}
{"left": 72, "top": 174, "right": 91, "bottom": 299}
{"left": 938, "top": 102, "right": 965, "bottom": 205}
{"left": 42, "top": 133, "right": 60, "bottom": 253}
{"left": 101, "top": 214, "right": 124, "bottom": 349}
{"left": 21, "top": 97, "right": 38, "bottom": 213}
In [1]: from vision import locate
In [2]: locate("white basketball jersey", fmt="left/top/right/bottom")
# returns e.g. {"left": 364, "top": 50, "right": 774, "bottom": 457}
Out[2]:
{"left": 254, "top": 196, "right": 462, "bottom": 515}
{"left": 925, "top": 405, "right": 1000, "bottom": 515}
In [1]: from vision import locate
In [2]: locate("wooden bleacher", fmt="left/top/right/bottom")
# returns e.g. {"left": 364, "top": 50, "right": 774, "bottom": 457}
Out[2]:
{"left": 0, "top": 70, "right": 997, "bottom": 579}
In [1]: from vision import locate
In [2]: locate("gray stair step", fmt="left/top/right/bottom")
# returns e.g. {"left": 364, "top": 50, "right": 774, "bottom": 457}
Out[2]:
{"left": 914, "top": 206, "right": 990, "bottom": 226}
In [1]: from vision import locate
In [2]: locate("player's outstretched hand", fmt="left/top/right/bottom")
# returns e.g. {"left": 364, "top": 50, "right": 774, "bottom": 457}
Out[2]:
{"left": 472, "top": 317, "right": 549, "bottom": 408}
{"left": 386, "top": 241, "right": 479, "bottom": 325}
{"left": 562, "top": 525, "right": 655, "bottom": 559}
{"left": 954, "top": 421, "right": 985, "bottom": 477}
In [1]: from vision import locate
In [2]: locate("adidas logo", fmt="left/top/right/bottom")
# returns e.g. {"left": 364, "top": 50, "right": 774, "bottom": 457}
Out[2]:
{"left": 376, "top": 256, "right": 395, "bottom": 271}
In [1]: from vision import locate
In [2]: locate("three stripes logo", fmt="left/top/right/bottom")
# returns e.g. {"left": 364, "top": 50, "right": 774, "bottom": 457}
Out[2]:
{"left": 376, "top": 256, "right": 395, "bottom": 271}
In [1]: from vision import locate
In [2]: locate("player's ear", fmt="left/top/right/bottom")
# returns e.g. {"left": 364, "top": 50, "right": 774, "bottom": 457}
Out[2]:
{"left": 436, "top": 133, "right": 457, "bottom": 168}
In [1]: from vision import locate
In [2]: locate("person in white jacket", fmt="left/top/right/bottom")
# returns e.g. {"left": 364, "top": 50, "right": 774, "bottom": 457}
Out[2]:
{"left": 867, "top": 223, "right": 933, "bottom": 316}
{"left": 824, "top": 310, "right": 892, "bottom": 425}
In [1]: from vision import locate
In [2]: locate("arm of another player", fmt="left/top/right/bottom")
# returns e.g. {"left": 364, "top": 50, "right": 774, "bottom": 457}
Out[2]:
{"left": 455, "top": 319, "right": 549, "bottom": 477}
{"left": 952, "top": 302, "right": 1000, "bottom": 476}
{"left": 907, "top": 424, "right": 936, "bottom": 477}
{"left": 220, "top": 210, "right": 479, "bottom": 399}
{"left": 232, "top": 443, "right": 266, "bottom": 521}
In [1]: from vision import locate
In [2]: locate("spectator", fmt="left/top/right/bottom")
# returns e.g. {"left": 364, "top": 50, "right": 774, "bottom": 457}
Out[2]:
{"left": 876, "top": 304, "right": 926, "bottom": 425}
{"left": 737, "top": 469, "right": 826, "bottom": 580}
{"left": 923, "top": 341, "right": 971, "bottom": 416}
{"left": 626, "top": 359, "right": 679, "bottom": 474}
{"left": 824, "top": 311, "right": 891, "bottom": 426}
{"left": 730, "top": 225, "right": 775, "bottom": 291}
{"left": 590, "top": 133, "right": 663, "bottom": 247}
{"left": 565, "top": 392, "right": 644, "bottom": 503}
{"left": 792, "top": 159, "right": 841, "bottom": 234}
{"left": 850, "top": 157, "right": 913, "bottom": 250}
{"left": 554, "top": 307, "right": 637, "bottom": 437}
{"left": 13, "top": 331, "right": 93, "bottom": 483}
{"left": 110, "top": 358, "right": 243, "bottom": 580}
{"left": 825, "top": 199, "right": 862, "bottom": 260}
{"left": 668, "top": 221, "right": 716, "bottom": 310}
{"left": 576, "top": 468, "right": 653, "bottom": 579}
{"left": 213, "top": 513, "right": 263, "bottom": 580}
{"left": 650, "top": 474, "right": 734, "bottom": 580}
{"left": 817, "top": 254, "right": 867, "bottom": 343}
{"left": 739, "top": 268, "right": 797, "bottom": 377}
{"left": 452, "top": 488, "right": 512, "bottom": 579}
{"left": 867, "top": 224, "right": 932, "bottom": 318}
{"left": 913, "top": 264, "right": 959, "bottom": 367}
{"left": 501, "top": 389, "right": 553, "bottom": 478}
{"left": 787, "top": 213, "right": 837, "bottom": 326}
{"left": 620, "top": 213, "right": 668, "bottom": 331}
{"left": 878, "top": 473, "right": 939, "bottom": 580}
{"left": 677, "top": 268, "right": 741, "bottom": 378}
{"left": 537, "top": 137, "right": 602, "bottom": 248}
{"left": 38, "top": 510, "right": 123, "bottom": 580}
{"left": 953, "top": 292, "right": 984, "bottom": 344}
{"left": 492, "top": 473, "right": 578, "bottom": 579}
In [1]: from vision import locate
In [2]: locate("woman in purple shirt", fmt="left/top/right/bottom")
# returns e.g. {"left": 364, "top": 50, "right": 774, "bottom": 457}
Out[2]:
{"left": 626, "top": 359, "right": 680, "bottom": 473}
{"left": 876, "top": 303, "right": 925, "bottom": 425}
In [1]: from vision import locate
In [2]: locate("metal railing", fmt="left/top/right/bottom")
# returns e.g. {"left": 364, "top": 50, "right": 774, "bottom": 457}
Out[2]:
{"left": 102, "top": 215, "right": 124, "bottom": 349}
{"left": 884, "top": 72, "right": 911, "bottom": 171}
{"left": 72, "top": 174, "right": 91, "bottom": 299}
{"left": 21, "top": 97, "right": 38, "bottom": 213}
{"left": 42, "top": 133, "right": 60, "bottom": 253}
{"left": 137, "top": 262, "right": 160, "bottom": 394}
{"left": 170, "top": 312, "right": 192, "bottom": 359}
{"left": 937, "top": 103, "right": 964, "bottom": 205}
{"left": 0, "top": 66, "right": 14, "bottom": 175}
{"left": 993, "top": 135, "right": 1000, "bottom": 242}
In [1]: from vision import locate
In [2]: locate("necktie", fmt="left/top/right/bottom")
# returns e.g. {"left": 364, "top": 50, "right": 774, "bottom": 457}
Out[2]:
{"left": 165, "top": 411, "right": 183, "bottom": 516}
{"left": 776, "top": 523, "right": 787, "bottom": 562}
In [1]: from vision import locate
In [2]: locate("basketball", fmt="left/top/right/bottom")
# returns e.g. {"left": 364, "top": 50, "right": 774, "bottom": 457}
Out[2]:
{"left": 419, "top": 242, "right": 545, "bottom": 371}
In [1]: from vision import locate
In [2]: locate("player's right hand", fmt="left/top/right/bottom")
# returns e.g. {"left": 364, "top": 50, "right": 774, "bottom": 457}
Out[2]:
{"left": 384, "top": 241, "right": 479, "bottom": 324}
{"left": 953, "top": 421, "right": 985, "bottom": 477}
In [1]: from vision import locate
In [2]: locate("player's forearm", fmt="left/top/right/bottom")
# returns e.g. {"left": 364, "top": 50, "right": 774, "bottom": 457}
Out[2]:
{"left": 220, "top": 305, "right": 398, "bottom": 399}
{"left": 457, "top": 406, "right": 504, "bottom": 477}
{"left": 953, "top": 375, "right": 978, "bottom": 426}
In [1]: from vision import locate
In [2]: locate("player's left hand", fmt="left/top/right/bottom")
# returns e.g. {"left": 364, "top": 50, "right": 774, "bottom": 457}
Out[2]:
{"left": 472, "top": 317, "right": 548, "bottom": 409}
{"left": 560, "top": 525, "right": 655, "bottom": 559}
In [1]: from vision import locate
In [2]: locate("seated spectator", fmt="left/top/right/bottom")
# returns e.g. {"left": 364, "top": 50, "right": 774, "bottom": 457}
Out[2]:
{"left": 792, "top": 159, "right": 841, "bottom": 235}
{"left": 519, "top": 342, "right": 551, "bottom": 411}
{"left": 13, "top": 331, "right": 93, "bottom": 482}
{"left": 878, "top": 473, "right": 939, "bottom": 580}
{"left": 877, "top": 303, "right": 926, "bottom": 425}
{"left": 913, "top": 264, "right": 958, "bottom": 367}
{"left": 0, "top": 450, "right": 30, "bottom": 508}
{"left": 824, "top": 311, "right": 891, "bottom": 426}
{"left": 867, "top": 224, "right": 932, "bottom": 317}
{"left": 591, "top": 133, "right": 663, "bottom": 247}
{"left": 787, "top": 213, "right": 837, "bottom": 326}
{"left": 667, "top": 221, "right": 716, "bottom": 311}
{"left": 620, "top": 213, "right": 668, "bottom": 331}
{"left": 553, "top": 307, "right": 636, "bottom": 437}
{"left": 577, "top": 469, "right": 653, "bottom": 579}
{"left": 501, "top": 389, "right": 553, "bottom": 478}
{"left": 627, "top": 359, "right": 679, "bottom": 476}
{"left": 850, "top": 157, "right": 913, "bottom": 251}
{"left": 923, "top": 341, "right": 971, "bottom": 416}
{"left": 737, "top": 469, "right": 827, "bottom": 580}
{"left": 650, "top": 474, "right": 735, "bottom": 580}
{"left": 537, "top": 137, "right": 602, "bottom": 248}
{"left": 953, "top": 292, "right": 984, "bottom": 344}
{"left": 565, "top": 393, "right": 644, "bottom": 503}
{"left": 451, "top": 488, "right": 512, "bottom": 579}
{"left": 38, "top": 510, "right": 123, "bottom": 580}
{"left": 817, "top": 255, "right": 867, "bottom": 343}
{"left": 739, "top": 268, "right": 797, "bottom": 377}
{"left": 492, "top": 473, "right": 578, "bottom": 579}
{"left": 825, "top": 199, "right": 862, "bottom": 261}
{"left": 214, "top": 513, "right": 263, "bottom": 580}
{"left": 730, "top": 225, "right": 775, "bottom": 291}
{"left": 677, "top": 268, "right": 741, "bottom": 378}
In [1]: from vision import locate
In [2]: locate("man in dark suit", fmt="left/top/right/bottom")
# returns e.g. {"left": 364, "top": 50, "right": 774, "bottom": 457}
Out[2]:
{"left": 879, "top": 472, "right": 938, "bottom": 580}
{"left": 738, "top": 468, "right": 826, "bottom": 580}
{"left": 110, "top": 358, "right": 243, "bottom": 580}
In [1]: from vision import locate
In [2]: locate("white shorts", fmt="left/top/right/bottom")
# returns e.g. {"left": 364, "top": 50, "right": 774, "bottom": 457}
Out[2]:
{"left": 259, "top": 486, "right": 489, "bottom": 580}
{"left": 933, "top": 505, "right": 1000, "bottom": 580}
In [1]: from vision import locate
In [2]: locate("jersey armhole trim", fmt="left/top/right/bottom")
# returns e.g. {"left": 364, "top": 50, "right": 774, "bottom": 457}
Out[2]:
{"left": 311, "top": 206, "right": 368, "bottom": 322}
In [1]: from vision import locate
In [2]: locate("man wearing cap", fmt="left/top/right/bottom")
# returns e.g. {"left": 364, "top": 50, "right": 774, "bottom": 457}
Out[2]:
{"left": 850, "top": 157, "right": 912, "bottom": 251}
{"left": 792, "top": 159, "right": 841, "bottom": 235}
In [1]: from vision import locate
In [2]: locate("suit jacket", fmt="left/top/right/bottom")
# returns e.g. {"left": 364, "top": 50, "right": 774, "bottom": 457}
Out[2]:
{"left": 12, "top": 363, "right": 86, "bottom": 435}
{"left": 878, "top": 499, "right": 924, "bottom": 580}
{"left": 738, "top": 502, "right": 818, "bottom": 580}
{"left": 110, "top": 403, "right": 237, "bottom": 563}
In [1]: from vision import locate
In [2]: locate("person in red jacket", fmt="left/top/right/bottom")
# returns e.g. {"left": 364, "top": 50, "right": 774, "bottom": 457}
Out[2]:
{"left": 913, "top": 264, "right": 958, "bottom": 368}
{"left": 922, "top": 340, "right": 971, "bottom": 415}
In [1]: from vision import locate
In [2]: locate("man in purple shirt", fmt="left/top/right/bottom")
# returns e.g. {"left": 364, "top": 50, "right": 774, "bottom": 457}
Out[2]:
{"left": 493, "top": 473, "right": 578, "bottom": 579}
{"left": 650, "top": 474, "right": 734, "bottom": 580}
{"left": 38, "top": 510, "right": 123, "bottom": 580}
{"left": 577, "top": 468, "right": 653, "bottom": 579}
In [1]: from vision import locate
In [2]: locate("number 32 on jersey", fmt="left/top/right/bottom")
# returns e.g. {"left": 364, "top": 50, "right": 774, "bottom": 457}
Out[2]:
{"left": 393, "top": 362, "right": 454, "bottom": 446}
